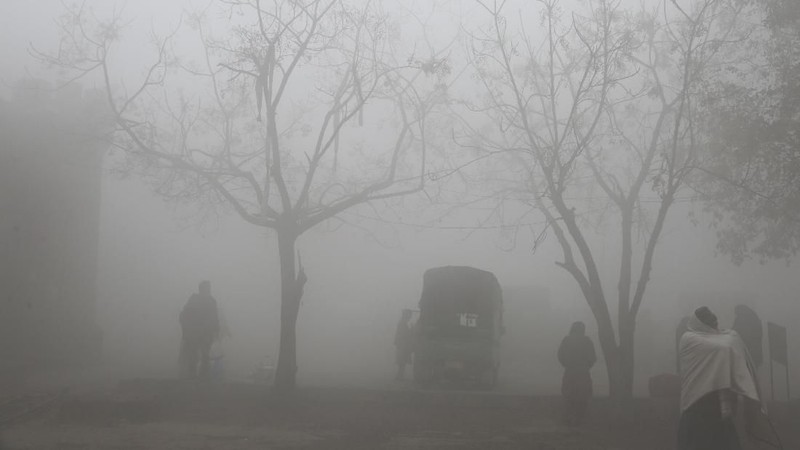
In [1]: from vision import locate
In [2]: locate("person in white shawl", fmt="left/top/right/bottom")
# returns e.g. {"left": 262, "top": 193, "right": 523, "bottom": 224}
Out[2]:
{"left": 677, "top": 306, "right": 763, "bottom": 450}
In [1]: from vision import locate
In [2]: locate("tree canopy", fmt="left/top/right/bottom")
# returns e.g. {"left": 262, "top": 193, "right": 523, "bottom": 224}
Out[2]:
{"left": 697, "top": 0, "right": 800, "bottom": 264}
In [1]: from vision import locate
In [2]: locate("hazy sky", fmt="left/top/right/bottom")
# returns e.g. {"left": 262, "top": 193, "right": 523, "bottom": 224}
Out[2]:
{"left": 1, "top": 1, "right": 186, "bottom": 84}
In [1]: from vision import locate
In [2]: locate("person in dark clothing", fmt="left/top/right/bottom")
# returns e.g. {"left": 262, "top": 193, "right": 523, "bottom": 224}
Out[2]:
{"left": 557, "top": 321, "right": 596, "bottom": 426}
{"left": 677, "top": 389, "right": 743, "bottom": 450}
{"left": 394, "top": 309, "right": 414, "bottom": 380}
{"left": 179, "top": 280, "right": 220, "bottom": 379}
{"left": 732, "top": 304, "right": 763, "bottom": 368}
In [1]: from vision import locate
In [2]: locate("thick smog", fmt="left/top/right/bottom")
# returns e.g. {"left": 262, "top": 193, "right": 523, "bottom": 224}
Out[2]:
{"left": 0, "top": 0, "right": 798, "bottom": 449}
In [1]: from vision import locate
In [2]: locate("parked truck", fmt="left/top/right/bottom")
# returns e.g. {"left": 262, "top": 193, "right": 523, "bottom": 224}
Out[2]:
{"left": 412, "top": 266, "right": 503, "bottom": 388}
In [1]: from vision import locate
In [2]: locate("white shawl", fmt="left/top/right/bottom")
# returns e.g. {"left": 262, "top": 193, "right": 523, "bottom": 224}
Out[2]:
{"left": 678, "top": 314, "right": 761, "bottom": 413}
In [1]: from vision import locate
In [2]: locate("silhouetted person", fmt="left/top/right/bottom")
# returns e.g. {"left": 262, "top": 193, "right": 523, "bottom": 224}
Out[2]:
{"left": 677, "top": 306, "right": 762, "bottom": 450}
{"left": 557, "top": 321, "right": 596, "bottom": 426}
{"left": 394, "top": 309, "right": 414, "bottom": 381}
{"left": 179, "top": 280, "right": 220, "bottom": 379}
{"left": 732, "top": 304, "right": 763, "bottom": 368}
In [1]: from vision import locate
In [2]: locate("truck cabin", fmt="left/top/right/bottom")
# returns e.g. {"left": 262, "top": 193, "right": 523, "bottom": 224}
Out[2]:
{"left": 417, "top": 266, "right": 503, "bottom": 341}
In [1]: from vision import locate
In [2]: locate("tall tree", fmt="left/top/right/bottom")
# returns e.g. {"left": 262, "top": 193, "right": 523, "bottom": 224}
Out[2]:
{"left": 36, "top": 0, "right": 448, "bottom": 389}
{"left": 696, "top": 0, "right": 800, "bottom": 264}
{"left": 464, "top": 0, "right": 750, "bottom": 399}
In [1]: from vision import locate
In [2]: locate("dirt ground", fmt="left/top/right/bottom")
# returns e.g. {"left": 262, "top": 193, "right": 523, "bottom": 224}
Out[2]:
{"left": 1, "top": 379, "right": 797, "bottom": 449}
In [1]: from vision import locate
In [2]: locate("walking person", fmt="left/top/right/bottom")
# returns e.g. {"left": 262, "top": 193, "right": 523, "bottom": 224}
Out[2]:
{"left": 557, "top": 321, "right": 596, "bottom": 426}
{"left": 179, "top": 280, "right": 220, "bottom": 380}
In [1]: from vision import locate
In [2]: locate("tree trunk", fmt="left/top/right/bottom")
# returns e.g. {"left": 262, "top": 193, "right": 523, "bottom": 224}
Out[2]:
{"left": 274, "top": 227, "right": 302, "bottom": 390}
{"left": 571, "top": 282, "right": 636, "bottom": 402}
{"left": 616, "top": 206, "right": 634, "bottom": 401}
{"left": 580, "top": 283, "right": 622, "bottom": 399}
{"left": 616, "top": 316, "right": 635, "bottom": 401}
{"left": 596, "top": 315, "right": 621, "bottom": 398}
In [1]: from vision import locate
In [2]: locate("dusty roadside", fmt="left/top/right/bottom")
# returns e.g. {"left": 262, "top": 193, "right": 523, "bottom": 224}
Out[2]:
{"left": 1, "top": 380, "right": 797, "bottom": 449}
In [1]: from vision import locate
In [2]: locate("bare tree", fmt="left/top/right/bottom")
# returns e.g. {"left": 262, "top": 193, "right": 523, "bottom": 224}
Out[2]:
{"left": 35, "top": 0, "right": 448, "bottom": 389}
{"left": 464, "top": 0, "right": 750, "bottom": 400}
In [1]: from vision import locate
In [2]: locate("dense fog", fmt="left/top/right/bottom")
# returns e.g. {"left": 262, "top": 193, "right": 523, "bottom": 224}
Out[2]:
{"left": 93, "top": 177, "right": 800, "bottom": 395}
{"left": 2, "top": 0, "right": 798, "bottom": 402}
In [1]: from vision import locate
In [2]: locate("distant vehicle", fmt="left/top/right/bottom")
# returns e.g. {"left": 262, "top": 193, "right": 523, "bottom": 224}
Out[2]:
{"left": 413, "top": 266, "right": 503, "bottom": 389}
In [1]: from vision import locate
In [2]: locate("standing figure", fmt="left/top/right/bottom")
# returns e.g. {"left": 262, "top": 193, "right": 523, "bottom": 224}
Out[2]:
{"left": 394, "top": 309, "right": 414, "bottom": 381}
{"left": 731, "top": 304, "right": 763, "bottom": 368}
{"left": 557, "top": 321, "right": 596, "bottom": 426}
{"left": 677, "top": 306, "right": 762, "bottom": 450}
{"left": 179, "top": 280, "right": 220, "bottom": 379}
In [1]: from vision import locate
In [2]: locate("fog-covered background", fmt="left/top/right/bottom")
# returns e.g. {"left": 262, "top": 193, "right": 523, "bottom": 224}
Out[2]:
{"left": 2, "top": 0, "right": 798, "bottom": 398}
{"left": 93, "top": 178, "right": 799, "bottom": 395}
